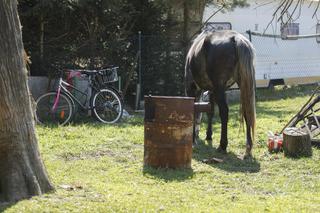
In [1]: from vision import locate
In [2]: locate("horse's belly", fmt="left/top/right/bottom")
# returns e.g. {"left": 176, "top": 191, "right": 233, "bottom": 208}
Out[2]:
{"left": 192, "top": 69, "right": 214, "bottom": 90}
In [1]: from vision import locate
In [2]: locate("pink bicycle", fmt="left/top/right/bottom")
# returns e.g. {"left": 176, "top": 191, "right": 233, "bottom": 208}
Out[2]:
{"left": 35, "top": 66, "right": 123, "bottom": 125}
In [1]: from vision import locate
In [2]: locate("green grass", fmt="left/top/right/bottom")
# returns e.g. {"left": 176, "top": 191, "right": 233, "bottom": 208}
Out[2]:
{"left": 2, "top": 85, "right": 320, "bottom": 212}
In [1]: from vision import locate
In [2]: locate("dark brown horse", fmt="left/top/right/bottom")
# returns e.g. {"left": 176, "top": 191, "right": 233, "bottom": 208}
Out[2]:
{"left": 185, "top": 30, "right": 256, "bottom": 158}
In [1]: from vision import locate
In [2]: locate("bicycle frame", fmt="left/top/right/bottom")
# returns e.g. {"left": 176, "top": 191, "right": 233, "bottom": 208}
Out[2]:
{"left": 53, "top": 76, "right": 98, "bottom": 112}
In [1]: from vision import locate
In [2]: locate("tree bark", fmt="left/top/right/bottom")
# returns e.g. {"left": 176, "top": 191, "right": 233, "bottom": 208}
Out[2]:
{"left": 283, "top": 127, "right": 312, "bottom": 157}
{"left": 183, "top": 0, "right": 191, "bottom": 56}
{"left": 0, "top": 0, "right": 53, "bottom": 202}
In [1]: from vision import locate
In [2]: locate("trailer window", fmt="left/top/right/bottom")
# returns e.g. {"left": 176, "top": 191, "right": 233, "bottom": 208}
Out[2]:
{"left": 281, "top": 23, "right": 299, "bottom": 40}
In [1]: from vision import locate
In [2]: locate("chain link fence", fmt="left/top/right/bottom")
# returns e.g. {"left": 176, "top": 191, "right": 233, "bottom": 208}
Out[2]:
{"left": 28, "top": 31, "right": 186, "bottom": 110}
{"left": 139, "top": 34, "right": 185, "bottom": 96}
{"left": 29, "top": 29, "right": 320, "bottom": 110}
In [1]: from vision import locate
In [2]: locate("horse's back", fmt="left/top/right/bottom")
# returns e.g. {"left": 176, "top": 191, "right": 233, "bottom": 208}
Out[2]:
{"left": 205, "top": 31, "right": 239, "bottom": 88}
{"left": 186, "top": 30, "right": 241, "bottom": 91}
{"left": 185, "top": 32, "right": 213, "bottom": 90}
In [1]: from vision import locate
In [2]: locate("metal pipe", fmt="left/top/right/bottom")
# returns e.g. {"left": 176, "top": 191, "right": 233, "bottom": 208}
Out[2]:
{"left": 137, "top": 31, "right": 142, "bottom": 110}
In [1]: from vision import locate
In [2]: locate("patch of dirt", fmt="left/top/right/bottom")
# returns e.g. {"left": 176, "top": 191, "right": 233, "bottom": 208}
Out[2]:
{"left": 59, "top": 150, "right": 116, "bottom": 161}
{"left": 59, "top": 148, "right": 140, "bottom": 162}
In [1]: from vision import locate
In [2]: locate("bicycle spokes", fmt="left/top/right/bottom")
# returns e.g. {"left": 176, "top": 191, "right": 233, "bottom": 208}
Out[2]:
{"left": 92, "top": 89, "right": 123, "bottom": 123}
{"left": 36, "top": 92, "right": 73, "bottom": 126}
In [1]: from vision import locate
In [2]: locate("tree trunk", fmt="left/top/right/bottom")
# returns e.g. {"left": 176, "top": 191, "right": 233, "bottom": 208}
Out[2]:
{"left": 183, "top": 0, "right": 191, "bottom": 57}
{"left": 0, "top": 0, "right": 53, "bottom": 202}
{"left": 283, "top": 127, "right": 312, "bottom": 157}
{"left": 40, "top": 12, "right": 45, "bottom": 63}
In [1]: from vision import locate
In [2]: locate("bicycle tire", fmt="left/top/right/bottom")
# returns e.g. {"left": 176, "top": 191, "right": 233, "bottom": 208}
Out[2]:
{"left": 35, "top": 92, "right": 74, "bottom": 126}
{"left": 92, "top": 88, "right": 123, "bottom": 124}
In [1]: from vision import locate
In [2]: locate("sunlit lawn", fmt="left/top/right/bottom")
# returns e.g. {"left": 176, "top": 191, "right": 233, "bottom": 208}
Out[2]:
{"left": 2, "top": 85, "right": 320, "bottom": 212}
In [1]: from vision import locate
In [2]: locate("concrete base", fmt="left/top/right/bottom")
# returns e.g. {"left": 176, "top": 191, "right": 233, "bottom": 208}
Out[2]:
{"left": 27, "top": 76, "right": 90, "bottom": 101}
{"left": 28, "top": 76, "right": 50, "bottom": 99}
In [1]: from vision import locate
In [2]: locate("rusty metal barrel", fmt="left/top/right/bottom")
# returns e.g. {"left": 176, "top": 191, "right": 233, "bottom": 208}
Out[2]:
{"left": 144, "top": 96, "right": 194, "bottom": 169}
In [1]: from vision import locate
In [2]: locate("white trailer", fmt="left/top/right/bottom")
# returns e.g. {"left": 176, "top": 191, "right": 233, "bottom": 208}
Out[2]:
{"left": 203, "top": 1, "right": 320, "bottom": 87}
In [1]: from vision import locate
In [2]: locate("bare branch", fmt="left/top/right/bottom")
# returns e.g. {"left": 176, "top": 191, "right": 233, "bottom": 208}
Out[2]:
{"left": 312, "top": 0, "right": 320, "bottom": 18}
{"left": 188, "top": 4, "right": 225, "bottom": 41}
{"left": 273, "top": 0, "right": 320, "bottom": 23}
{"left": 253, "top": 1, "right": 274, "bottom": 9}
{"left": 202, "top": 4, "right": 225, "bottom": 28}
{"left": 285, "top": 0, "right": 301, "bottom": 24}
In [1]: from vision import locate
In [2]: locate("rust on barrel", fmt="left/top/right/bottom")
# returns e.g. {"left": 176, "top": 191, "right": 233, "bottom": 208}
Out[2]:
{"left": 144, "top": 96, "right": 194, "bottom": 169}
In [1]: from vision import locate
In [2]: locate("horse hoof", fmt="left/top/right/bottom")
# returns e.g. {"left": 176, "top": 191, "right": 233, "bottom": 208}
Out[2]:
{"left": 243, "top": 152, "right": 253, "bottom": 160}
{"left": 192, "top": 138, "right": 199, "bottom": 148}
{"left": 243, "top": 148, "right": 253, "bottom": 159}
{"left": 192, "top": 143, "right": 197, "bottom": 149}
{"left": 217, "top": 146, "right": 227, "bottom": 154}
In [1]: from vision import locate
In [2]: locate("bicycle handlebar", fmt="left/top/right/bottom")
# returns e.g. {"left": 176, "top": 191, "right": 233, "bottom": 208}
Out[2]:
{"left": 77, "top": 67, "right": 119, "bottom": 76}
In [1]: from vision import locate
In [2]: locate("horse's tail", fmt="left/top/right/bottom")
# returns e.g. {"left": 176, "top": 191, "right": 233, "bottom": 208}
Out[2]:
{"left": 234, "top": 34, "right": 256, "bottom": 141}
{"left": 184, "top": 56, "right": 192, "bottom": 96}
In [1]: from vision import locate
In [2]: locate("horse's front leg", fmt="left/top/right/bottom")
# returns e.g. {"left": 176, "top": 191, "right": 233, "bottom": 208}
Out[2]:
{"left": 194, "top": 111, "right": 202, "bottom": 144}
{"left": 186, "top": 83, "right": 202, "bottom": 145}
{"left": 206, "top": 93, "right": 214, "bottom": 141}
{"left": 206, "top": 112, "right": 213, "bottom": 141}
{"left": 216, "top": 91, "right": 228, "bottom": 153}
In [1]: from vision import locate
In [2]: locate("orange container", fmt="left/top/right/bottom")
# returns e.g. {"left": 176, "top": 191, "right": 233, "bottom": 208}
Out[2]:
{"left": 268, "top": 135, "right": 283, "bottom": 152}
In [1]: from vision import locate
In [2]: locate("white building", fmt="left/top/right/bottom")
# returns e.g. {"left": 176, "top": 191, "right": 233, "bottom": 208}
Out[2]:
{"left": 203, "top": 0, "right": 320, "bottom": 87}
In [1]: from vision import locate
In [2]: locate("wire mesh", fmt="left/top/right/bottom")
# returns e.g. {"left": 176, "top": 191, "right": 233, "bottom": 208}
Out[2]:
{"left": 247, "top": 32, "right": 320, "bottom": 87}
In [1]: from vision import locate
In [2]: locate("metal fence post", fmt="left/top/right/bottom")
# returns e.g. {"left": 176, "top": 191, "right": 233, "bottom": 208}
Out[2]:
{"left": 247, "top": 30, "right": 252, "bottom": 42}
{"left": 135, "top": 31, "right": 142, "bottom": 110}
{"left": 138, "top": 31, "right": 142, "bottom": 94}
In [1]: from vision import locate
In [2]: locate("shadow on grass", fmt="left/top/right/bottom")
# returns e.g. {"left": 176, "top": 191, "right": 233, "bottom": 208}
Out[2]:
{"left": 72, "top": 112, "right": 144, "bottom": 126}
{"left": 193, "top": 139, "right": 261, "bottom": 173}
{"left": 0, "top": 202, "right": 15, "bottom": 212}
{"left": 312, "top": 140, "right": 320, "bottom": 149}
{"left": 142, "top": 166, "right": 193, "bottom": 182}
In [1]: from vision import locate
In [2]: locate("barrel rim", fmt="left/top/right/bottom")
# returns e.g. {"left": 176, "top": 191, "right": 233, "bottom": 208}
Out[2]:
{"left": 144, "top": 95, "right": 195, "bottom": 100}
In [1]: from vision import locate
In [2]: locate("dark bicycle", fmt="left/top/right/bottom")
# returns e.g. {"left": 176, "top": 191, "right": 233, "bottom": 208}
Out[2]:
{"left": 35, "top": 66, "right": 123, "bottom": 125}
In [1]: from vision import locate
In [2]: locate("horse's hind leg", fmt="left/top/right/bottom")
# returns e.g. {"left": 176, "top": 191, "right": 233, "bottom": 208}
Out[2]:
{"left": 194, "top": 109, "right": 202, "bottom": 145}
{"left": 216, "top": 90, "right": 229, "bottom": 153}
{"left": 186, "top": 82, "right": 202, "bottom": 144}
{"left": 193, "top": 92, "right": 203, "bottom": 145}
{"left": 206, "top": 92, "right": 214, "bottom": 141}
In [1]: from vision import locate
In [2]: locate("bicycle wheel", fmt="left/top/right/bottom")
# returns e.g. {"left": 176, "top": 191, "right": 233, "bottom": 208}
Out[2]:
{"left": 92, "top": 88, "right": 123, "bottom": 124}
{"left": 35, "top": 92, "right": 73, "bottom": 125}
